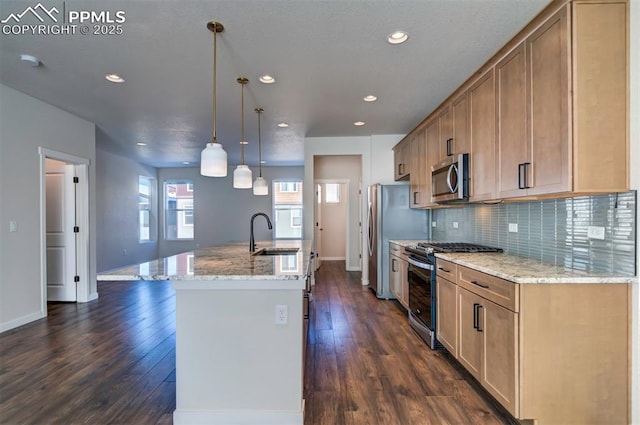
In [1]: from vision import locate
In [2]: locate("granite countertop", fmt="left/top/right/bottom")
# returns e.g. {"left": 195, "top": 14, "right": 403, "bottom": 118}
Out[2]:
{"left": 435, "top": 252, "right": 636, "bottom": 284}
{"left": 388, "top": 240, "right": 426, "bottom": 247}
{"left": 97, "top": 240, "right": 312, "bottom": 282}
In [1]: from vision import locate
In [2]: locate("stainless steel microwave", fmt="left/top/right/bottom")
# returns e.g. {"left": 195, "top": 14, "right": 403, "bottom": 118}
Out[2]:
{"left": 431, "top": 153, "right": 469, "bottom": 203}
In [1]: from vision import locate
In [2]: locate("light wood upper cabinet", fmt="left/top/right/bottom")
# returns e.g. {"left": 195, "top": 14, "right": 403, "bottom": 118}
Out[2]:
{"left": 496, "top": 42, "right": 528, "bottom": 199}
{"left": 451, "top": 92, "right": 470, "bottom": 156}
{"left": 438, "top": 106, "right": 452, "bottom": 159}
{"left": 409, "top": 129, "right": 431, "bottom": 208}
{"left": 393, "top": 138, "right": 411, "bottom": 181}
{"left": 468, "top": 69, "right": 497, "bottom": 201}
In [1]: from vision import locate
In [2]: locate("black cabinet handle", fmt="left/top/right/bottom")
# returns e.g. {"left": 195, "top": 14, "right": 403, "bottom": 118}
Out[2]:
{"left": 473, "top": 303, "right": 480, "bottom": 330}
{"left": 523, "top": 162, "right": 531, "bottom": 189}
{"left": 398, "top": 163, "right": 402, "bottom": 176}
{"left": 413, "top": 191, "right": 419, "bottom": 205}
{"left": 438, "top": 267, "right": 450, "bottom": 273}
{"left": 518, "top": 163, "right": 525, "bottom": 189}
{"left": 471, "top": 280, "right": 489, "bottom": 289}
{"left": 392, "top": 258, "right": 397, "bottom": 273}
{"left": 446, "top": 138, "right": 453, "bottom": 156}
{"left": 477, "top": 305, "right": 483, "bottom": 332}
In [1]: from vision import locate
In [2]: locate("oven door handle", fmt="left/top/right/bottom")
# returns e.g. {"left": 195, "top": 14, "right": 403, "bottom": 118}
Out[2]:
{"left": 407, "top": 257, "right": 434, "bottom": 270}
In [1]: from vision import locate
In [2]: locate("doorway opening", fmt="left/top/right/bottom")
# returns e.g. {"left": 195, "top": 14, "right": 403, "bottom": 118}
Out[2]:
{"left": 39, "top": 148, "right": 90, "bottom": 313}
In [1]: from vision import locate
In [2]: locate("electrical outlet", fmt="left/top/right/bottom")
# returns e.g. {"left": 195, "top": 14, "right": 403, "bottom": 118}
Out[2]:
{"left": 432, "top": 221, "right": 437, "bottom": 228}
{"left": 587, "top": 226, "right": 605, "bottom": 240}
{"left": 509, "top": 223, "right": 518, "bottom": 233}
{"left": 452, "top": 222, "right": 459, "bottom": 229}
{"left": 123, "top": 248, "right": 128, "bottom": 256}
{"left": 9, "top": 221, "right": 17, "bottom": 232}
{"left": 275, "top": 305, "right": 288, "bottom": 325}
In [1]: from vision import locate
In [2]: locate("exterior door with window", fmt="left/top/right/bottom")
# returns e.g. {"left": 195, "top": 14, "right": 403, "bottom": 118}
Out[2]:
{"left": 318, "top": 182, "right": 347, "bottom": 261}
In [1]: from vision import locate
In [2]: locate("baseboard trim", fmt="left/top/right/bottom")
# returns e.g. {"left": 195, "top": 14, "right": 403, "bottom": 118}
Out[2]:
{"left": 346, "top": 266, "right": 362, "bottom": 272}
{"left": 0, "top": 310, "right": 45, "bottom": 333}
{"left": 361, "top": 278, "right": 369, "bottom": 286}
{"left": 173, "top": 406, "right": 304, "bottom": 425}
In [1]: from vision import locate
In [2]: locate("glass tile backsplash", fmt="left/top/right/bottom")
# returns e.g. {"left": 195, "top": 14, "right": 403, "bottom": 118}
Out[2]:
{"left": 431, "top": 191, "right": 636, "bottom": 275}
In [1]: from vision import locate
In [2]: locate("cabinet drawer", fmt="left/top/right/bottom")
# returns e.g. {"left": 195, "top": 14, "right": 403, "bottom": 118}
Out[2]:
{"left": 436, "top": 259, "right": 457, "bottom": 281}
{"left": 458, "top": 266, "right": 518, "bottom": 312}
{"left": 390, "top": 243, "right": 409, "bottom": 260}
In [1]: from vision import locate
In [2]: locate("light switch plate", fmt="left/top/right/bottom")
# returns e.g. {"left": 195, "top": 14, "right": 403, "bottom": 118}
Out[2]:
{"left": 587, "top": 226, "right": 605, "bottom": 240}
{"left": 432, "top": 221, "right": 437, "bottom": 228}
{"left": 9, "top": 221, "right": 17, "bottom": 232}
{"left": 452, "top": 222, "right": 459, "bottom": 229}
{"left": 509, "top": 223, "right": 518, "bottom": 233}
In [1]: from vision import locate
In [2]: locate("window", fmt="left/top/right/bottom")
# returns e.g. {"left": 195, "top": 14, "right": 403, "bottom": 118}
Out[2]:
{"left": 164, "top": 180, "right": 194, "bottom": 240}
{"left": 138, "top": 176, "right": 155, "bottom": 242}
{"left": 279, "top": 182, "right": 299, "bottom": 193}
{"left": 273, "top": 180, "right": 303, "bottom": 239}
{"left": 325, "top": 183, "right": 341, "bottom": 203}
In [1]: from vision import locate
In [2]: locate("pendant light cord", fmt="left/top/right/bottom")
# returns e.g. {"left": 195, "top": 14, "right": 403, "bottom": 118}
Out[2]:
{"left": 240, "top": 80, "right": 245, "bottom": 164}
{"left": 257, "top": 109, "right": 263, "bottom": 177}
{"left": 212, "top": 22, "right": 218, "bottom": 144}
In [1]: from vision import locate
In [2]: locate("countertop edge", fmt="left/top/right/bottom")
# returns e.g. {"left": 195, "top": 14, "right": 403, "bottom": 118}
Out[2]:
{"left": 435, "top": 252, "right": 637, "bottom": 284}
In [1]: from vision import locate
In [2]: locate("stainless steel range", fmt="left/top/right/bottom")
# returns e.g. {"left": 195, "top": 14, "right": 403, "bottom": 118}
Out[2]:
{"left": 404, "top": 242, "right": 503, "bottom": 349}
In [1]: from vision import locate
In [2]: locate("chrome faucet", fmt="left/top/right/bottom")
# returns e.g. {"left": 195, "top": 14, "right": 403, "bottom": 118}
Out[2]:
{"left": 250, "top": 212, "right": 273, "bottom": 252}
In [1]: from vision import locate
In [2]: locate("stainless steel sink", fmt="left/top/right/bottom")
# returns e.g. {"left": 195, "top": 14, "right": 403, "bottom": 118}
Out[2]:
{"left": 252, "top": 247, "right": 300, "bottom": 256}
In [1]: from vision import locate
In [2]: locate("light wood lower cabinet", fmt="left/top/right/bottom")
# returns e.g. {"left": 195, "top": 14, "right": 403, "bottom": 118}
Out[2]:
{"left": 439, "top": 263, "right": 629, "bottom": 424}
{"left": 458, "top": 282, "right": 519, "bottom": 418}
{"left": 389, "top": 244, "right": 409, "bottom": 309}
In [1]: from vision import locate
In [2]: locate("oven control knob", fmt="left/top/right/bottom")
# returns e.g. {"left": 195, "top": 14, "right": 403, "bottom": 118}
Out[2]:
{"left": 415, "top": 309, "right": 421, "bottom": 315}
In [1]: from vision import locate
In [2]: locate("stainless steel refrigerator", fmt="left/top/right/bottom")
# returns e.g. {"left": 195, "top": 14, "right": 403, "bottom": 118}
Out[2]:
{"left": 367, "top": 184, "right": 430, "bottom": 299}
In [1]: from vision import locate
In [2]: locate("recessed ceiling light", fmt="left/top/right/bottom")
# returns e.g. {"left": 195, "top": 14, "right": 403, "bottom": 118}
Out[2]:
{"left": 277, "top": 122, "right": 289, "bottom": 128}
{"left": 240, "top": 141, "right": 249, "bottom": 145}
{"left": 105, "top": 74, "right": 125, "bottom": 83}
{"left": 182, "top": 161, "right": 191, "bottom": 165}
{"left": 363, "top": 95, "right": 378, "bottom": 102}
{"left": 136, "top": 142, "right": 147, "bottom": 146}
{"left": 260, "top": 160, "right": 267, "bottom": 164}
{"left": 354, "top": 121, "right": 365, "bottom": 126}
{"left": 387, "top": 31, "right": 409, "bottom": 45}
{"left": 259, "top": 75, "right": 275, "bottom": 84}
{"left": 20, "top": 54, "right": 40, "bottom": 67}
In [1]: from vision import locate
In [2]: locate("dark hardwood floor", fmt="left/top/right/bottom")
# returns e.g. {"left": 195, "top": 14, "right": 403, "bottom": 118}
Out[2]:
{"left": 0, "top": 261, "right": 511, "bottom": 424}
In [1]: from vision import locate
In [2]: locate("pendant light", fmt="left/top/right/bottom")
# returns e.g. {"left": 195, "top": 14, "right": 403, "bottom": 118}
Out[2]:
{"left": 200, "top": 21, "right": 227, "bottom": 177}
{"left": 253, "top": 108, "right": 268, "bottom": 195}
{"left": 233, "top": 77, "right": 253, "bottom": 189}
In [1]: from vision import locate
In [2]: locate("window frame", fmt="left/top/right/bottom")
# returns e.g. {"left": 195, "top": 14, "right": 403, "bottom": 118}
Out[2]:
{"left": 138, "top": 176, "right": 155, "bottom": 243}
{"left": 164, "top": 179, "right": 195, "bottom": 241}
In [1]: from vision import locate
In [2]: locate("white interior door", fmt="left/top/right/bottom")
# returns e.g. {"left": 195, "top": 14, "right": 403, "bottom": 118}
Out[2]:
{"left": 319, "top": 183, "right": 347, "bottom": 261}
{"left": 46, "top": 160, "right": 77, "bottom": 301}
{"left": 314, "top": 183, "right": 322, "bottom": 271}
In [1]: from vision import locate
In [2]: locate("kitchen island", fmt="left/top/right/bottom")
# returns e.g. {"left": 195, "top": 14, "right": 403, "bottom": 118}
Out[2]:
{"left": 98, "top": 240, "right": 313, "bottom": 425}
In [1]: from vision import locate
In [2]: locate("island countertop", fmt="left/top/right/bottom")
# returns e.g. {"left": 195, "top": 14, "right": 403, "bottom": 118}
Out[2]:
{"left": 435, "top": 252, "right": 636, "bottom": 284}
{"left": 97, "top": 240, "right": 312, "bottom": 287}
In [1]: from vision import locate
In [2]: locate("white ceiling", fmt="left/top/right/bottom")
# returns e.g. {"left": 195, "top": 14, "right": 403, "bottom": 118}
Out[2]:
{"left": 0, "top": 0, "right": 550, "bottom": 168}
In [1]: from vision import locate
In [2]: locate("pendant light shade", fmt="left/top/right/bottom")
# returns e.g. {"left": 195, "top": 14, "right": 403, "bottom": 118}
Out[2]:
{"left": 253, "top": 108, "right": 269, "bottom": 195}
{"left": 233, "top": 164, "right": 253, "bottom": 188}
{"left": 200, "top": 21, "right": 228, "bottom": 177}
{"left": 201, "top": 143, "right": 227, "bottom": 177}
{"left": 253, "top": 177, "right": 268, "bottom": 195}
{"left": 233, "top": 77, "right": 252, "bottom": 189}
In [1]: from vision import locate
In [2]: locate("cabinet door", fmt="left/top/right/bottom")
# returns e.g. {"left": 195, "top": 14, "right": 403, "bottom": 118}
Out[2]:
{"left": 468, "top": 69, "right": 497, "bottom": 201}
{"left": 482, "top": 300, "right": 518, "bottom": 417}
{"left": 399, "top": 257, "right": 409, "bottom": 309}
{"left": 496, "top": 42, "right": 528, "bottom": 198}
{"left": 526, "top": 5, "right": 570, "bottom": 196}
{"left": 393, "top": 139, "right": 410, "bottom": 181}
{"left": 389, "top": 254, "right": 402, "bottom": 299}
{"left": 458, "top": 288, "right": 482, "bottom": 380}
{"left": 409, "top": 130, "right": 428, "bottom": 208}
{"left": 439, "top": 106, "right": 452, "bottom": 159}
{"left": 452, "top": 92, "right": 469, "bottom": 156}
{"left": 425, "top": 117, "right": 440, "bottom": 204}
{"left": 437, "top": 277, "right": 458, "bottom": 357}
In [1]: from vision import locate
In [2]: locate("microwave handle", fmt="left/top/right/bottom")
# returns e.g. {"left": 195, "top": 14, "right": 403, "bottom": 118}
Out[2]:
{"left": 446, "top": 163, "right": 458, "bottom": 193}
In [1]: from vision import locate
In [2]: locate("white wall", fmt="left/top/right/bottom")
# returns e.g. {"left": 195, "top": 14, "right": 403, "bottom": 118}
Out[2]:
{"left": 629, "top": 1, "right": 639, "bottom": 422}
{"left": 95, "top": 146, "right": 159, "bottom": 272}
{"left": 304, "top": 135, "right": 404, "bottom": 283}
{"left": 157, "top": 166, "right": 304, "bottom": 257}
{"left": 0, "top": 84, "right": 97, "bottom": 331}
